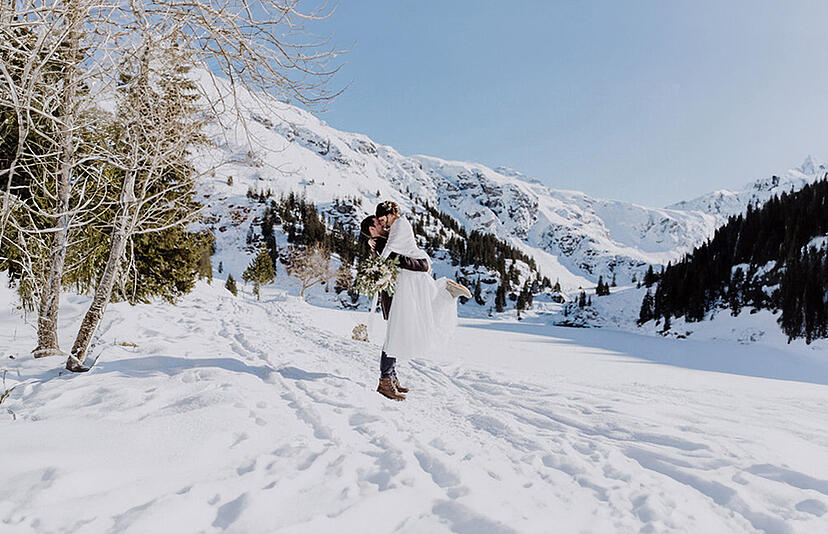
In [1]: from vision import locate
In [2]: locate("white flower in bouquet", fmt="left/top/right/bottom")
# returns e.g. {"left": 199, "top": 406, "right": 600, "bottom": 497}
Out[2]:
{"left": 354, "top": 255, "right": 400, "bottom": 298}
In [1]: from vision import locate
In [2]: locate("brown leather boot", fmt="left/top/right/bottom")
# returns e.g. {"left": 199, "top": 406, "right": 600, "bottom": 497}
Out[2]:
{"left": 377, "top": 377, "right": 406, "bottom": 401}
{"left": 393, "top": 376, "right": 409, "bottom": 393}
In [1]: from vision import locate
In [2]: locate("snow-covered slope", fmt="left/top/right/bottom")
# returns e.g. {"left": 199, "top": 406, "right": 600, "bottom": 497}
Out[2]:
{"left": 667, "top": 156, "right": 827, "bottom": 220}
{"left": 412, "top": 157, "right": 718, "bottom": 285}
{"left": 193, "top": 71, "right": 721, "bottom": 290}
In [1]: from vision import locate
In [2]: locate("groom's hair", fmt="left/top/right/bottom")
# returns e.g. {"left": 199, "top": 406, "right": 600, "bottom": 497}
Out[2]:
{"left": 360, "top": 216, "right": 376, "bottom": 239}
{"left": 375, "top": 200, "right": 399, "bottom": 218}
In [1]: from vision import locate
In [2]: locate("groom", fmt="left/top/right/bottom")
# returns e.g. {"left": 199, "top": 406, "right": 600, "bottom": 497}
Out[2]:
{"left": 360, "top": 212, "right": 429, "bottom": 401}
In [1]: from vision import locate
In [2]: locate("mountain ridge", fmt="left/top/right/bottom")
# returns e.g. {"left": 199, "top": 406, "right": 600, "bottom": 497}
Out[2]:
{"left": 193, "top": 70, "right": 823, "bottom": 291}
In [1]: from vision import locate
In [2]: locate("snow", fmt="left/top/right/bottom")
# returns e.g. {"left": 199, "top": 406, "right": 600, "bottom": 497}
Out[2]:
{"left": 3, "top": 273, "right": 828, "bottom": 533}
{"left": 3, "top": 68, "right": 827, "bottom": 534}
{"left": 667, "top": 155, "right": 826, "bottom": 220}
{"left": 805, "top": 235, "right": 828, "bottom": 252}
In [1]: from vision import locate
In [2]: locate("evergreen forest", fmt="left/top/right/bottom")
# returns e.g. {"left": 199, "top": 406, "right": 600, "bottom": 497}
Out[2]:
{"left": 641, "top": 177, "right": 828, "bottom": 343}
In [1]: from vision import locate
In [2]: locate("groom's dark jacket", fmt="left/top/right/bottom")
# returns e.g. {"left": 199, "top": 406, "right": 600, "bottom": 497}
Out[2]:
{"left": 374, "top": 236, "right": 430, "bottom": 320}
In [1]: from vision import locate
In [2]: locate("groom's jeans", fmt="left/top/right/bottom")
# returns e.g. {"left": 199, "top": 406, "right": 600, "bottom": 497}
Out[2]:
{"left": 380, "top": 351, "right": 396, "bottom": 378}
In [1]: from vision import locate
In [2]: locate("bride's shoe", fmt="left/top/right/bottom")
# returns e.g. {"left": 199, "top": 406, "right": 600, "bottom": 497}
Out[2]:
{"left": 446, "top": 279, "right": 471, "bottom": 299}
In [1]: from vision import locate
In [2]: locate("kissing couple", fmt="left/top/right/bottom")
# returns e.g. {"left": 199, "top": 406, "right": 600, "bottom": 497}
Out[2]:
{"left": 360, "top": 201, "right": 471, "bottom": 401}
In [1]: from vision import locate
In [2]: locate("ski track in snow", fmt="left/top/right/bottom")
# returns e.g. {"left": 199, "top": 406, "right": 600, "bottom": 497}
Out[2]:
{"left": 2, "top": 284, "right": 828, "bottom": 533}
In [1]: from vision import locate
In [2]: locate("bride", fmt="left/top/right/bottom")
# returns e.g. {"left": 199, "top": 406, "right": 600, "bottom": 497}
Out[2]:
{"left": 374, "top": 201, "right": 463, "bottom": 367}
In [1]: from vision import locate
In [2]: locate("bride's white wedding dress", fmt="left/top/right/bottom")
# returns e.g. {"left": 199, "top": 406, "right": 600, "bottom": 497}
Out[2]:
{"left": 378, "top": 216, "right": 457, "bottom": 360}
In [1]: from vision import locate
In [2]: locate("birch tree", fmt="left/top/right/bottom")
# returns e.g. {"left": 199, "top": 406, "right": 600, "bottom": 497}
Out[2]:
{"left": 65, "top": 0, "right": 343, "bottom": 371}
{"left": 1, "top": 0, "right": 122, "bottom": 357}
{"left": 66, "top": 28, "right": 206, "bottom": 371}
{"left": 2, "top": 1, "right": 343, "bottom": 368}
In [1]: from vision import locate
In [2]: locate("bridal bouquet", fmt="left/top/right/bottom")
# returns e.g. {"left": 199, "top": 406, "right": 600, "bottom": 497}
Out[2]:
{"left": 354, "top": 254, "right": 400, "bottom": 297}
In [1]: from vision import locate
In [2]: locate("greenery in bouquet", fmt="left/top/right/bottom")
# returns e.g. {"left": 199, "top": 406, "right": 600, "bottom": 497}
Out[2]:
{"left": 354, "top": 254, "right": 400, "bottom": 298}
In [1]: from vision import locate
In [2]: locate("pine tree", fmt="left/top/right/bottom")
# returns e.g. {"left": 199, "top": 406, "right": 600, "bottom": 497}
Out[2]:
{"left": 120, "top": 229, "right": 213, "bottom": 304}
{"left": 552, "top": 279, "right": 562, "bottom": 293}
{"left": 197, "top": 239, "right": 213, "bottom": 284}
{"left": 225, "top": 274, "right": 238, "bottom": 296}
{"left": 644, "top": 265, "right": 657, "bottom": 287}
{"left": 495, "top": 284, "right": 506, "bottom": 313}
{"left": 517, "top": 292, "right": 526, "bottom": 311}
{"left": 473, "top": 277, "right": 485, "bottom": 305}
{"left": 638, "top": 289, "right": 654, "bottom": 325}
{"left": 334, "top": 262, "right": 353, "bottom": 294}
{"left": 596, "top": 276, "right": 610, "bottom": 296}
{"left": 243, "top": 247, "right": 276, "bottom": 300}
{"left": 729, "top": 267, "right": 744, "bottom": 316}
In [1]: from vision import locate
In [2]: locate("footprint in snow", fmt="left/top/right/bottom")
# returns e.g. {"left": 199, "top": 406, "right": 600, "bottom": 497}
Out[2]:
{"left": 796, "top": 499, "right": 826, "bottom": 516}
{"left": 236, "top": 459, "right": 256, "bottom": 476}
{"left": 212, "top": 493, "right": 248, "bottom": 530}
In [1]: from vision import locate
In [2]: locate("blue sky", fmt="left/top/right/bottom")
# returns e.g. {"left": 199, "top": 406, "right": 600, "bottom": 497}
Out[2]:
{"left": 313, "top": 1, "right": 828, "bottom": 207}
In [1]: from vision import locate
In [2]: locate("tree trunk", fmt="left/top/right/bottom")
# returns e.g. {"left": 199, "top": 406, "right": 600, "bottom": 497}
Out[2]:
{"left": 35, "top": 138, "right": 74, "bottom": 357}
{"left": 34, "top": 14, "right": 82, "bottom": 358}
{"left": 66, "top": 170, "right": 137, "bottom": 371}
{"left": 33, "top": 221, "right": 68, "bottom": 357}
{"left": 67, "top": 40, "right": 153, "bottom": 371}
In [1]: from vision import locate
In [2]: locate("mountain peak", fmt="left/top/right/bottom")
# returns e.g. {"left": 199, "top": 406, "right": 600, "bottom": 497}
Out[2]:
{"left": 796, "top": 154, "right": 823, "bottom": 177}
{"left": 494, "top": 166, "right": 543, "bottom": 185}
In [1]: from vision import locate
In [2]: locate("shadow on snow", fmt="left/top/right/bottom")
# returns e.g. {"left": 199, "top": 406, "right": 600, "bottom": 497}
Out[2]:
{"left": 463, "top": 319, "right": 828, "bottom": 387}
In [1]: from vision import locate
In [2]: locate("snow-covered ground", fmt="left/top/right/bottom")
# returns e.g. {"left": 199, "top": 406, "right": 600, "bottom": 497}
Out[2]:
{"left": 3, "top": 276, "right": 828, "bottom": 534}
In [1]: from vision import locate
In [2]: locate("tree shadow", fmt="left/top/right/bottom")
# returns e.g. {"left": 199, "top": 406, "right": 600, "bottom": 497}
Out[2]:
{"left": 91, "top": 356, "right": 353, "bottom": 384}
{"left": 93, "top": 356, "right": 276, "bottom": 381}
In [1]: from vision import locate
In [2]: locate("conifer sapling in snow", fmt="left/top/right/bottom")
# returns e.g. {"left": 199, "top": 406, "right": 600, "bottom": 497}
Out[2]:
{"left": 225, "top": 274, "right": 238, "bottom": 296}
{"left": 334, "top": 262, "right": 353, "bottom": 294}
{"left": 243, "top": 247, "right": 275, "bottom": 300}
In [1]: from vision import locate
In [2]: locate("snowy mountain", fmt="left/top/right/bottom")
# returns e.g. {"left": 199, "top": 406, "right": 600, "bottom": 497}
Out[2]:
{"left": 193, "top": 71, "right": 721, "bottom": 292}
{"left": 667, "top": 155, "right": 827, "bottom": 220}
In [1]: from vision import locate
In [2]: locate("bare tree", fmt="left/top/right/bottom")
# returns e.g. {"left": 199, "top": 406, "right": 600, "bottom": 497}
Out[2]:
{"left": 287, "top": 243, "right": 331, "bottom": 299}
{"left": 66, "top": 27, "right": 206, "bottom": 371}
{"left": 65, "top": 1, "right": 344, "bottom": 370}
{"left": 1, "top": 1, "right": 343, "bottom": 368}
{"left": 0, "top": 0, "right": 122, "bottom": 357}
{"left": 146, "top": 0, "right": 345, "bottom": 109}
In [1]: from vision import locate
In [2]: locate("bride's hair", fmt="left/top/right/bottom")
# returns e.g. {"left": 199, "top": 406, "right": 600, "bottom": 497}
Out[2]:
{"left": 375, "top": 200, "right": 399, "bottom": 218}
